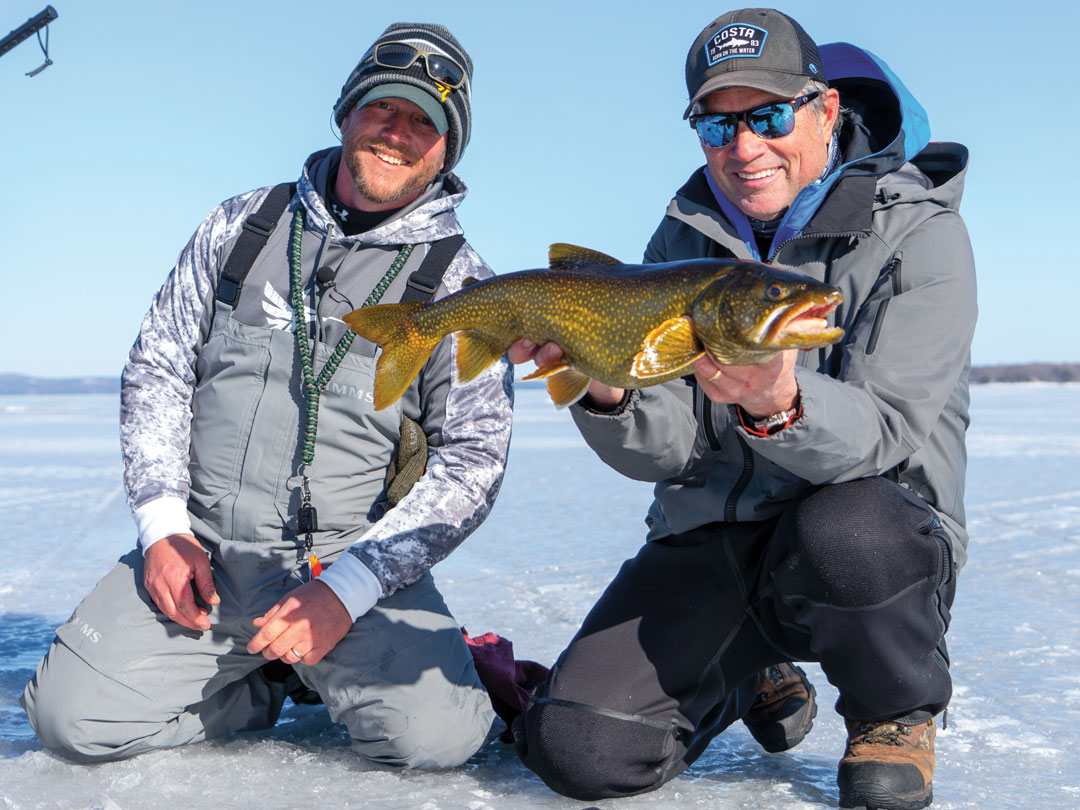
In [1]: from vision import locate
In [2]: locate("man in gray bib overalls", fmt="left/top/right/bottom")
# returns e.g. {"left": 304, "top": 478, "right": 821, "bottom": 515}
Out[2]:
{"left": 22, "top": 22, "right": 513, "bottom": 770}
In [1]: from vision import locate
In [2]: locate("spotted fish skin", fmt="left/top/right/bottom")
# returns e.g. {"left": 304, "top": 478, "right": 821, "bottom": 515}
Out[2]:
{"left": 344, "top": 244, "right": 843, "bottom": 410}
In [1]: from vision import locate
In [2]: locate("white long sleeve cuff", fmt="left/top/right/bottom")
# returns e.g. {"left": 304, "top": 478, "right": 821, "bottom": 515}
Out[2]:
{"left": 134, "top": 495, "right": 193, "bottom": 552}
{"left": 317, "top": 551, "right": 382, "bottom": 621}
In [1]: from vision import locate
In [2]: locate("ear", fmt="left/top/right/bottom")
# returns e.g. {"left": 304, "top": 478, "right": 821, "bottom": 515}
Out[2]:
{"left": 819, "top": 88, "right": 841, "bottom": 139}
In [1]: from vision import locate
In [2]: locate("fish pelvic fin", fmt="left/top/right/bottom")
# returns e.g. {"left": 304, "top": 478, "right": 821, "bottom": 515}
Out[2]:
{"left": 456, "top": 330, "right": 511, "bottom": 383}
{"left": 344, "top": 303, "right": 436, "bottom": 410}
{"left": 548, "top": 243, "right": 622, "bottom": 271}
{"left": 545, "top": 367, "right": 592, "bottom": 409}
{"left": 631, "top": 316, "right": 704, "bottom": 379}
{"left": 520, "top": 362, "right": 570, "bottom": 382}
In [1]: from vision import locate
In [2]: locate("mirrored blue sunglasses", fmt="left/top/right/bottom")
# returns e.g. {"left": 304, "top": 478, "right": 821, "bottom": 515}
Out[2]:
{"left": 689, "top": 91, "right": 821, "bottom": 149}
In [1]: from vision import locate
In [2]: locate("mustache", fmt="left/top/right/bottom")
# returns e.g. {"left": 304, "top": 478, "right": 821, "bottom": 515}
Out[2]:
{"left": 350, "top": 135, "right": 419, "bottom": 166}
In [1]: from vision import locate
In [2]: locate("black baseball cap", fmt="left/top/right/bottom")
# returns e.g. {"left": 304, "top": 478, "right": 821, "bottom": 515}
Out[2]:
{"left": 684, "top": 8, "right": 826, "bottom": 118}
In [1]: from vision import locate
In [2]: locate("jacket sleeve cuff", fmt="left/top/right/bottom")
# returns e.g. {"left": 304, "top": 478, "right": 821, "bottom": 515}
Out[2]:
{"left": 134, "top": 496, "right": 192, "bottom": 552}
{"left": 573, "top": 388, "right": 637, "bottom": 417}
{"left": 317, "top": 551, "right": 382, "bottom": 621}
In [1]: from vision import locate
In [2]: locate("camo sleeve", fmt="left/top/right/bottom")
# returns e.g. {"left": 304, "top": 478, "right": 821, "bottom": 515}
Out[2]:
{"left": 318, "top": 241, "right": 513, "bottom": 617}
{"left": 120, "top": 189, "right": 270, "bottom": 548}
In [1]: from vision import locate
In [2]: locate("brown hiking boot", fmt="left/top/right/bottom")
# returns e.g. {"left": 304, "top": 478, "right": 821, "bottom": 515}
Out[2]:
{"left": 838, "top": 718, "right": 936, "bottom": 810}
{"left": 741, "top": 663, "right": 817, "bottom": 753}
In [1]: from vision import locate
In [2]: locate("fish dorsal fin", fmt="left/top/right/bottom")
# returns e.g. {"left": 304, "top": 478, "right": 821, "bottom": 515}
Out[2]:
{"left": 631, "top": 316, "right": 704, "bottom": 379}
{"left": 456, "top": 330, "right": 509, "bottom": 383}
{"left": 545, "top": 367, "right": 593, "bottom": 409}
{"left": 461, "top": 276, "right": 480, "bottom": 288}
{"left": 548, "top": 243, "right": 621, "bottom": 271}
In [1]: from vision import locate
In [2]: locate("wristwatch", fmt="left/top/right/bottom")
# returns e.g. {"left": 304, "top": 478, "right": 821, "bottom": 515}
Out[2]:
{"left": 751, "top": 407, "right": 801, "bottom": 433}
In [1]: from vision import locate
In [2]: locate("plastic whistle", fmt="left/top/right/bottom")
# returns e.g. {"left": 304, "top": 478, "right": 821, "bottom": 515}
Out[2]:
{"left": 309, "top": 554, "right": 323, "bottom": 578}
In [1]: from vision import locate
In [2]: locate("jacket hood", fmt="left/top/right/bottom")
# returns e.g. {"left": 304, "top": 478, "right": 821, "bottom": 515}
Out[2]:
{"left": 295, "top": 147, "right": 467, "bottom": 247}
{"left": 766, "top": 42, "right": 935, "bottom": 254}
{"left": 823, "top": 42, "right": 930, "bottom": 177}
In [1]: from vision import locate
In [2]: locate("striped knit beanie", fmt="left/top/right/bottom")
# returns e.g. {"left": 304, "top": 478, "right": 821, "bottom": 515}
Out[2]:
{"left": 334, "top": 23, "right": 473, "bottom": 171}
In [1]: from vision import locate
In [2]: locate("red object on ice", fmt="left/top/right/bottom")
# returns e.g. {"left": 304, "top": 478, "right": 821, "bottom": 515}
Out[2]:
{"left": 462, "top": 628, "right": 550, "bottom": 738}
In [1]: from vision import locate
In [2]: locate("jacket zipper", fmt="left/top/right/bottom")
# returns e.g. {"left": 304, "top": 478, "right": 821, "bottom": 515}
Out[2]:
{"left": 766, "top": 229, "right": 864, "bottom": 263}
{"left": 866, "top": 256, "right": 902, "bottom": 355}
{"left": 701, "top": 394, "right": 755, "bottom": 523}
{"left": 726, "top": 433, "right": 754, "bottom": 522}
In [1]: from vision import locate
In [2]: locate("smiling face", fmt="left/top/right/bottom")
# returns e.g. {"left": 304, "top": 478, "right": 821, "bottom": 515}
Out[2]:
{"left": 337, "top": 96, "right": 447, "bottom": 212}
{"left": 699, "top": 85, "right": 839, "bottom": 222}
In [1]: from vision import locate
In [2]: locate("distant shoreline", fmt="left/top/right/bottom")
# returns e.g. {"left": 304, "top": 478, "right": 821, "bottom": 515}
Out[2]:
{"left": 0, "top": 375, "right": 120, "bottom": 395}
{"left": 5, "top": 364, "right": 1080, "bottom": 394}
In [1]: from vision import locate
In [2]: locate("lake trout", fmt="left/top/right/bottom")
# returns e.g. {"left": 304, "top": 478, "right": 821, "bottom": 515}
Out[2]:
{"left": 344, "top": 243, "right": 844, "bottom": 410}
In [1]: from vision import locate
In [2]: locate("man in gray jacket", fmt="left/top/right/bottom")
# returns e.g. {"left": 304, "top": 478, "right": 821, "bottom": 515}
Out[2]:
{"left": 511, "top": 9, "right": 975, "bottom": 810}
{"left": 23, "top": 23, "right": 512, "bottom": 770}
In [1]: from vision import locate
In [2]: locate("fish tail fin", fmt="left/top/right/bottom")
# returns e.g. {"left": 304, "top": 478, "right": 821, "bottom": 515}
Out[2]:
{"left": 456, "top": 331, "right": 511, "bottom": 383}
{"left": 344, "top": 303, "right": 438, "bottom": 410}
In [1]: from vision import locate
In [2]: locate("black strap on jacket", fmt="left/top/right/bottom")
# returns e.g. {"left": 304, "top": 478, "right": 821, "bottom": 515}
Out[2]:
{"left": 215, "top": 182, "right": 464, "bottom": 308}
{"left": 401, "top": 233, "right": 465, "bottom": 302}
{"left": 216, "top": 182, "right": 297, "bottom": 306}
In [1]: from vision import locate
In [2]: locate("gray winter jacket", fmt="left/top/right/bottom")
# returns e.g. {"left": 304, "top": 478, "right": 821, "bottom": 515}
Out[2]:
{"left": 570, "top": 44, "right": 977, "bottom": 568}
{"left": 120, "top": 147, "right": 513, "bottom": 618}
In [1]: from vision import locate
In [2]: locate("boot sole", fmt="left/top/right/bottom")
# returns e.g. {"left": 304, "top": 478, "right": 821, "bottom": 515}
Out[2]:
{"left": 748, "top": 681, "right": 818, "bottom": 753}
{"left": 838, "top": 781, "right": 932, "bottom": 810}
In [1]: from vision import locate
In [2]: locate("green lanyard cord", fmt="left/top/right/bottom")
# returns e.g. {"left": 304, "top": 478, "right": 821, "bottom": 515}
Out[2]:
{"left": 287, "top": 206, "right": 414, "bottom": 550}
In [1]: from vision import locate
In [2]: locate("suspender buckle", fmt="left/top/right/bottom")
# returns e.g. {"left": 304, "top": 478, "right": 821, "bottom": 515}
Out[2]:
{"left": 405, "top": 275, "right": 440, "bottom": 297}
{"left": 243, "top": 213, "right": 277, "bottom": 238}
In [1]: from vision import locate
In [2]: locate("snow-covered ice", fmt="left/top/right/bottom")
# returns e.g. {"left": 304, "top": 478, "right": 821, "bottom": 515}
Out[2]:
{"left": 1, "top": 383, "right": 1077, "bottom": 809}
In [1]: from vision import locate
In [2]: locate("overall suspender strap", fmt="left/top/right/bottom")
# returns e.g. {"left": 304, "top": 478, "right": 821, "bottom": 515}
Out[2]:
{"left": 401, "top": 233, "right": 465, "bottom": 302}
{"left": 216, "top": 182, "right": 296, "bottom": 306}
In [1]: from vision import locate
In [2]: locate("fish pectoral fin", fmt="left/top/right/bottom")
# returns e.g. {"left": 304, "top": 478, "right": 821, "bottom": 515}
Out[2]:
{"left": 456, "top": 331, "right": 509, "bottom": 383}
{"left": 520, "top": 362, "right": 570, "bottom": 382}
{"left": 631, "top": 316, "right": 704, "bottom": 379}
{"left": 548, "top": 243, "right": 622, "bottom": 271}
{"left": 545, "top": 367, "right": 593, "bottom": 409}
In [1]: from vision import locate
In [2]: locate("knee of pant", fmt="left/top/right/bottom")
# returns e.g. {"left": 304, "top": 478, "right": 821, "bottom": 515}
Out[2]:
{"left": 22, "top": 671, "right": 117, "bottom": 764}
{"left": 346, "top": 688, "right": 493, "bottom": 771}
{"left": 514, "top": 700, "right": 674, "bottom": 800}
{"left": 784, "top": 479, "right": 944, "bottom": 607}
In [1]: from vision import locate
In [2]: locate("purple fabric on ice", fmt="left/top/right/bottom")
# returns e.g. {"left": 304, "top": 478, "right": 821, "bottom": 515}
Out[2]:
{"left": 463, "top": 628, "right": 549, "bottom": 738}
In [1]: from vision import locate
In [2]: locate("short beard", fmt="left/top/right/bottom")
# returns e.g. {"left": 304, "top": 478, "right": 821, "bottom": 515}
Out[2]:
{"left": 342, "top": 132, "right": 442, "bottom": 207}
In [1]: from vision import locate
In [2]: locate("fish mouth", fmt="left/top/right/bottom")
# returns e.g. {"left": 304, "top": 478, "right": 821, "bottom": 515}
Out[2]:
{"left": 763, "top": 292, "right": 844, "bottom": 348}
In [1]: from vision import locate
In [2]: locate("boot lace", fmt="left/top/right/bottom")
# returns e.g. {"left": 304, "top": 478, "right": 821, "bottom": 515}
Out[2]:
{"left": 858, "top": 722, "right": 911, "bottom": 747}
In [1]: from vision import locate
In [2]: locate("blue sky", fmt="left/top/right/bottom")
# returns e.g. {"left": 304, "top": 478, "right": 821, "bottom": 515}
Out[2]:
{"left": 1, "top": 0, "right": 1072, "bottom": 376}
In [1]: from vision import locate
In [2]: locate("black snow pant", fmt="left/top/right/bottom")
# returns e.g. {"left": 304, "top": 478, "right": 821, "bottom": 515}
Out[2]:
{"left": 514, "top": 477, "right": 957, "bottom": 801}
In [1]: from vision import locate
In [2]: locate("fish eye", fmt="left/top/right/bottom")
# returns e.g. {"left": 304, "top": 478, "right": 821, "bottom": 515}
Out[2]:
{"left": 766, "top": 283, "right": 788, "bottom": 300}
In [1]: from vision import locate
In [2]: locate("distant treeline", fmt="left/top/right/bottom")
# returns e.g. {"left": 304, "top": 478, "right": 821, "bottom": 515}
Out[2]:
{"left": 967, "top": 364, "right": 1080, "bottom": 384}
{"left": 4, "top": 366, "right": 1080, "bottom": 394}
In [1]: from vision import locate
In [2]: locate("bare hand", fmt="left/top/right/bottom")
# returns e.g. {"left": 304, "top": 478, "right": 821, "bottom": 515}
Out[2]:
{"left": 143, "top": 533, "right": 219, "bottom": 632}
{"left": 246, "top": 580, "right": 352, "bottom": 667}
{"left": 507, "top": 338, "right": 625, "bottom": 408}
{"left": 693, "top": 349, "right": 800, "bottom": 418}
